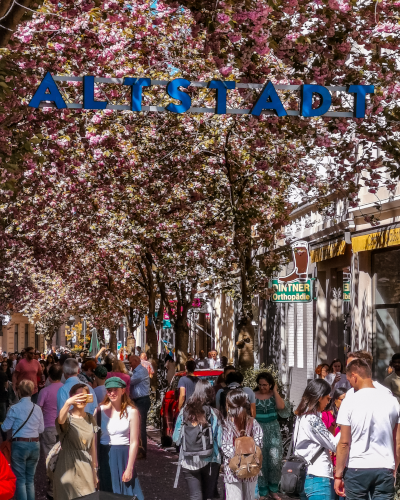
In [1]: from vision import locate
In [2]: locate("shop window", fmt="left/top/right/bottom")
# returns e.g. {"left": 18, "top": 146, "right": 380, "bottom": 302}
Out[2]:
{"left": 373, "top": 248, "right": 400, "bottom": 380}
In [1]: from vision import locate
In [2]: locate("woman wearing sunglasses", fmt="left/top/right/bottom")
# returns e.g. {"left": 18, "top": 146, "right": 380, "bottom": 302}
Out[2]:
{"left": 97, "top": 377, "right": 144, "bottom": 500}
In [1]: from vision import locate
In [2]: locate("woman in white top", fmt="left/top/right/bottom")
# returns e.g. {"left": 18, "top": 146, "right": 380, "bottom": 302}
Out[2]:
{"left": 97, "top": 376, "right": 144, "bottom": 500}
{"left": 294, "top": 379, "right": 340, "bottom": 500}
{"left": 324, "top": 358, "right": 351, "bottom": 395}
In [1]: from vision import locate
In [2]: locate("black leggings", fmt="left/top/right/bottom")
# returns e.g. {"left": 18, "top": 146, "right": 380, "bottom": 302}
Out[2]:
{"left": 182, "top": 462, "right": 220, "bottom": 500}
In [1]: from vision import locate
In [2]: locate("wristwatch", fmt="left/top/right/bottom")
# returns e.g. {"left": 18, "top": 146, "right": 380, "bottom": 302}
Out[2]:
{"left": 334, "top": 476, "right": 343, "bottom": 480}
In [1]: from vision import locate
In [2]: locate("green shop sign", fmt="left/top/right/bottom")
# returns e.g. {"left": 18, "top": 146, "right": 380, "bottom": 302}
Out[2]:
{"left": 271, "top": 279, "right": 312, "bottom": 303}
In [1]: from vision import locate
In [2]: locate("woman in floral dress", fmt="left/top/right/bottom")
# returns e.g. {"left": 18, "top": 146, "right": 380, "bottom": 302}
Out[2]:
{"left": 254, "top": 372, "right": 291, "bottom": 500}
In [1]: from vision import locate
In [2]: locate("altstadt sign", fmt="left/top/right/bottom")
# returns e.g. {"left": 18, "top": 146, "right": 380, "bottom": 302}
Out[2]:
{"left": 29, "top": 72, "right": 374, "bottom": 119}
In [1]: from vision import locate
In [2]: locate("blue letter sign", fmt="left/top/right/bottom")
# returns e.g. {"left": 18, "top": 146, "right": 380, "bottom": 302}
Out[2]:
{"left": 208, "top": 80, "right": 236, "bottom": 114}
{"left": 83, "top": 76, "right": 108, "bottom": 110}
{"left": 28, "top": 73, "right": 377, "bottom": 120}
{"left": 123, "top": 77, "right": 151, "bottom": 111}
{"left": 166, "top": 78, "right": 191, "bottom": 114}
{"left": 29, "top": 72, "right": 66, "bottom": 109}
{"left": 251, "top": 81, "right": 287, "bottom": 117}
{"left": 301, "top": 85, "right": 332, "bottom": 117}
{"left": 348, "top": 85, "right": 374, "bottom": 118}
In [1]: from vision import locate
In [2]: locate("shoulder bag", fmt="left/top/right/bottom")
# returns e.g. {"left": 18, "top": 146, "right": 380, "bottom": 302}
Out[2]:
{"left": 0, "top": 403, "right": 36, "bottom": 464}
{"left": 281, "top": 416, "right": 325, "bottom": 497}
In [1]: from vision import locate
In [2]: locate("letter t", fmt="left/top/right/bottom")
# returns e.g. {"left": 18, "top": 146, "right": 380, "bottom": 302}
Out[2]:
{"left": 123, "top": 78, "right": 151, "bottom": 111}
{"left": 208, "top": 80, "right": 236, "bottom": 114}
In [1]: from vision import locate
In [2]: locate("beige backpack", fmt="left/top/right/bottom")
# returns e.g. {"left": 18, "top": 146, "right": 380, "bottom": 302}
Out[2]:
{"left": 229, "top": 418, "right": 263, "bottom": 479}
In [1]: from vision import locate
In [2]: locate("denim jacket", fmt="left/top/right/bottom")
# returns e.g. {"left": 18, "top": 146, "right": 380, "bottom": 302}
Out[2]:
{"left": 172, "top": 406, "right": 222, "bottom": 464}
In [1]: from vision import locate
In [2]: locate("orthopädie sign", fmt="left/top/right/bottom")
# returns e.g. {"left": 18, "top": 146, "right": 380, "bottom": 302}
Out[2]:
{"left": 29, "top": 72, "right": 374, "bottom": 118}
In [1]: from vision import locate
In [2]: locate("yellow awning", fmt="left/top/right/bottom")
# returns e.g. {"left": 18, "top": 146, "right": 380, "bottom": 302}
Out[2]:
{"left": 310, "top": 240, "right": 346, "bottom": 263}
{"left": 352, "top": 227, "right": 400, "bottom": 252}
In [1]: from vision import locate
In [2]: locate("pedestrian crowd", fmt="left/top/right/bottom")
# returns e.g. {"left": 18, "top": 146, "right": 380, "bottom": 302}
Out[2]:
{"left": 172, "top": 349, "right": 400, "bottom": 500}
{"left": 0, "top": 345, "right": 153, "bottom": 500}
{"left": 0, "top": 344, "right": 400, "bottom": 500}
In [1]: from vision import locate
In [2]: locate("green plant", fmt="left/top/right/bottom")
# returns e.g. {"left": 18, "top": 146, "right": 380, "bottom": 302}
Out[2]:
{"left": 241, "top": 363, "right": 285, "bottom": 395}
{"left": 147, "top": 395, "right": 161, "bottom": 429}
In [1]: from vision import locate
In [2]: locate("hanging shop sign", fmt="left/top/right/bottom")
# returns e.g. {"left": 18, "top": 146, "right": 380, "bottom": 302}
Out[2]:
{"left": 271, "top": 279, "right": 313, "bottom": 303}
{"left": 28, "top": 72, "right": 374, "bottom": 118}
{"left": 343, "top": 267, "right": 351, "bottom": 302}
{"left": 271, "top": 241, "right": 313, "bottom": 302}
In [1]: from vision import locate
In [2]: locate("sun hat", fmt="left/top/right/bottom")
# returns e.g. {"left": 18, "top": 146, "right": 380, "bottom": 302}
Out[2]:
{"left": 105, "top": 376, "right": 127, "bottom": 389}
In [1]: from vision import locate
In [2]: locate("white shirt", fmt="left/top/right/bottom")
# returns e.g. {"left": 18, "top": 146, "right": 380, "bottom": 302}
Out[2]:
{"left": 337, "top": 386, "right": 400, "bottom": 469}
{"left": 294, "top": 413, "right": 340, "bottom": 479}
{"left": 99, "top": 405, "right": 133, "bottom": 445}
{"left": 345, "top": 380, "right": 392, "bottom": 398}
{"left": 209, "top": 358, "right": 221, "bottom": 369}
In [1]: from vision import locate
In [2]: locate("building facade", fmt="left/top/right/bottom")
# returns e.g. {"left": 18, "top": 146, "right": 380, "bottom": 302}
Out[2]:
{"left": 1, "top": 312, "right": 45, "bottom": 353}
{"left": 255, "top": 181, "right": 400, "bottom": 406}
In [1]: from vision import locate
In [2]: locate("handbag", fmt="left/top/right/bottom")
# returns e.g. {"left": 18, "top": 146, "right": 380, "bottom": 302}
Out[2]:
{"left": 0, "top": 403, "right": 36, "bottom": 465}
{"left": 281, "top": 416, "right": 325, "bottom": 497}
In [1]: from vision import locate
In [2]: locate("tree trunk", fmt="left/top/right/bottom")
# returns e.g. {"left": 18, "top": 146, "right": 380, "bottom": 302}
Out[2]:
{"left": 175, "top": 316, "right": 189, "bottom": 370}
{"left": 109, "top": 330, "right": 117, "bottom": 354}
{"left": 146, "top": 318, "right": 158, "bottom": 393}
{"left": 236, "top": 316, "right": 255, "bottom": 369}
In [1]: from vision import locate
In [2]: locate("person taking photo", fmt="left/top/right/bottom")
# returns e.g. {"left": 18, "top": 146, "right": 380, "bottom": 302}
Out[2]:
{"left": 54, "top": 383, "right": 98, "bottom": 500}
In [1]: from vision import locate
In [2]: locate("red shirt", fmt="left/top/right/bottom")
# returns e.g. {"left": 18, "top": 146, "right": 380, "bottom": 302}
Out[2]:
{"left": 14, "top": 359, "right": 42, "bottom": 395}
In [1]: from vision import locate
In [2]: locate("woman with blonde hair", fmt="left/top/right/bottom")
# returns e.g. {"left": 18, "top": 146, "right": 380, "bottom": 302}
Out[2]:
{"left": 106, "top": 358, "right": 131, "bottom": 393}
{"left": 97, "top": 377, "right": 143, "bottom": 499}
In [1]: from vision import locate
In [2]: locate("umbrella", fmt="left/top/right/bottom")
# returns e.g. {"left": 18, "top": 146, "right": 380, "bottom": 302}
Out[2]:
{"left": 89, "top": 327, "right": 100, "bottom": 357}
{"left": 77, "top": 492, "right": 137, "bottom": 500}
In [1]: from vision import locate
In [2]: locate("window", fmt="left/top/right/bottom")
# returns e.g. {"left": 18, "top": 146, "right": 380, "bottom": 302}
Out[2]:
{"left": 25, "top": 324, "right": 29, "bottom": 348}
{"left": 35, "top": 331, "right": 39, "bottom": 350}
{"left": 14, "top": 324, "right": 18, "bottom": 352}
{"left": 373, "top": 248, "right": 400, "bottom": 379}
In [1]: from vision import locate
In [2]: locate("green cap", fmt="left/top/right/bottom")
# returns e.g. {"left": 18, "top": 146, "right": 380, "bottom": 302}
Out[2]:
{"left": 94, "top": 365, "right": 108, "bottom": 379}
{"left": 105, "top": 376, "right": 127, "bottom": 389}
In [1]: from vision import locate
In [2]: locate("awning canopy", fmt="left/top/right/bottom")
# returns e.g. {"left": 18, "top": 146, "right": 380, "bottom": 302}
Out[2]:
{"left": 352, "top": 227, "right": 400, "bottom": 252}
{"left": 310, "top": 239, "right": 346, "bottom": 263}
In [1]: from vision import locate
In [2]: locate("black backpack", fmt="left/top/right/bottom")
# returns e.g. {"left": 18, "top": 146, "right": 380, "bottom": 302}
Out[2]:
{"left": 174, "top": 406, "right": 214, "bottom": 488}
{"left": 281, "top": 417, "right": 324, "bottom": 497}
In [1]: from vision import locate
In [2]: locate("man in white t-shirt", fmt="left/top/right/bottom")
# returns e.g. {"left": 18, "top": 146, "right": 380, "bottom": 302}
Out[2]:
{"left": 334, "top": 358, "right": 400, "bottom": 500}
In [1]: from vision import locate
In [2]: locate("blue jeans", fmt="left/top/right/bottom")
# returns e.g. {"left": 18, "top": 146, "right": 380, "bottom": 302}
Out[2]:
{"left": 11, "top": 441, "right": 40, "bottom": 500}
{"left": 300, "top": 474, "right": 334, "bottom": 500}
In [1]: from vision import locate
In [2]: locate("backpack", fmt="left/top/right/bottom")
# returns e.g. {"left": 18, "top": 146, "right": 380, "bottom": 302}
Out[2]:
{"left": 228, "top": 418, "right": 263, "bottom": 480}
{"left": 173, "top": 406, "right": 214, "bottom": 488}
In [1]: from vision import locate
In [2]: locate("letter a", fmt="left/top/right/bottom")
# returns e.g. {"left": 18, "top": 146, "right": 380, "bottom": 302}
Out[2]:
{"left": 29, "top": 72, "right": 66, "bottom": 109}
{"left": 251, "top": 81, "right": 287, "bottom": 117}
